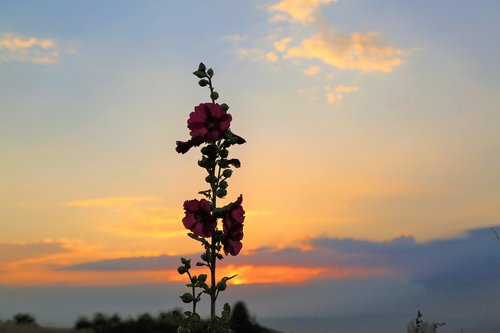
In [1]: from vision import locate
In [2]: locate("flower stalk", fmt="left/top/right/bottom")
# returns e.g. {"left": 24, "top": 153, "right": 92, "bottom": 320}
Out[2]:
{"left": 175, "top": 63, "right": 246, "bottom": 332}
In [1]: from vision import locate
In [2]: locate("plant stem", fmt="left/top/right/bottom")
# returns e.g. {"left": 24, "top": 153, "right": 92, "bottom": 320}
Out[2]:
{"left": 186, "top": 271, "right": 196, "bottom": 314}
{"left": 208, "top": 77, "right": 215, "bottom": 103}
{"left": 208, "top": 143, "right": 220, "bottom": 320}
{"left": 210, "top": 237, "right": 216, "bottom": 319}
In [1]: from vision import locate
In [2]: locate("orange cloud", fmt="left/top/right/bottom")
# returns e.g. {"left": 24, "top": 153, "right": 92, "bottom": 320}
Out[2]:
{"left": 0, "top": 33, "right": 59, "bottom": 64}
{"left": 336, "top": 83, "right": 359, "bottom": 93}
{"left": 266, "top": 51, "right": 279, "bottom": 62}
{"left": 213, "top": 265, "right": 387, "bottom": 285}
{"left": 304, "top": 65, "right": 321, "bottom": 76}
{"left": 273, "top": 37, "right": 293, "bottom": 52}
{"left": 326, "top": 91, "right": 343, "bottom": 104}
{"left": 286, "top": 32, "right": 403, "bottom": 72}
{"left": 324, "top": 83, "right": 359, "bottom": 104}
{"left": 269, "top": 0, "right": 337, "bottom": 24}
{"left": 65, "top": 196, "right": 162, "bottom": 207}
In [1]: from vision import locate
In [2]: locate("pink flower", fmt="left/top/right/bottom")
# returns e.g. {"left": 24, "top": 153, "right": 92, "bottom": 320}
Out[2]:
{"left": 188, "top": 103, "right": 232, "bottom": 142}
{"left": 222, "top": 195, "right": 245, "bottom": 256}
{"left": 182, "top": 199, "right": 217, "bottom": 238}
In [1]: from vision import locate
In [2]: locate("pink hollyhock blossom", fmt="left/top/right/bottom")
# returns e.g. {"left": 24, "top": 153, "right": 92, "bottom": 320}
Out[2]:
{"left": 222, "top": 195, "right": 245, "bottom": 256}
{"left": 188, "top": 103, "right": 232, "bottom": 142}
{"left": 182, "top": 199, "right": 217, "bottom": 238}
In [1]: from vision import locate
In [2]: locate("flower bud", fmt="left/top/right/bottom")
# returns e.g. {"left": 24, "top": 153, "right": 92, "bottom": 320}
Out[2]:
{"left": 219, "top": 180, "right": 228, "bottom": 189}
{"left": 200, "top": 253, "right": 208, "bottom": 261}
{"left": 220, "top": 103, "right": 229, "bottom": 111}
{"left": 207, "top": 68, "right": 214, "bottom": 77}
{"left": 177, "top": 266, "right": 187, "bottom": 275}
{"left": 219, "top": 149, "right": 228, "bottom": 158}
{"left": 198, "top": 79, "right": 209, "bottom": 87}
{"left": 218, "top": 159, "right": 229, "bottom": 168}
{"left": 201, "top": 144, "right": 217, "bottom": 157}
{"left": 205, "top": 174, "right": 217, "bottom": 184}
{"left": 217, "top": 281, "right": 227, "bottom": 291}
{"left": 210, "top": 91, "right": 219, "bottom": 101}
{"left": 216, "top": 188, "right": 227, "bottom": 198}
{"left": 180, "top": 293, "right": 194, "bottom": 303}
{"left": 222, "top": 169, "right": 233, "bottom": 178}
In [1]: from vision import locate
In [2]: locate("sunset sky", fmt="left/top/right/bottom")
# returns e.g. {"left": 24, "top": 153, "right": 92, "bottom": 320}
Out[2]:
{"left": 1, "top": 1, "right": 500, "bottom": 331}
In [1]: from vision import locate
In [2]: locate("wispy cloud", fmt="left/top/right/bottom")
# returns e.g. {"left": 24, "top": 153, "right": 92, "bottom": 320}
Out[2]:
{"left": 273, "top": 36, "right": 293, "bottom": 52}
{"left": 325, "top": 83, "right": 359, "bottom": 104}
{"left": 269, "top": 0, "right": 337, "bottom": 24}
{"left": 0, "top": 33, "right": 60, "bottom": 64}
{"left": 65, "top": 196, "right": 162, "bottom": 207}
{"left": 0, "top": 240, "right": 69, "bottom": 265}
{"left": 56, "top": 227, "right": 500, "bottom": 289}
{"left": 233, "top": 1, "right": 407, "bottom": 105}
{"left": 303, "top": 65, "right": 320, "bottom": 76}
{"left": 285, "top": 31, "right": 403, "bottom": 72}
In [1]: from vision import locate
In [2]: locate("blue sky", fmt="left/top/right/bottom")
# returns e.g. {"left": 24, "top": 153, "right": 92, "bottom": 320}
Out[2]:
{"left": 1, "top": 1, "right": 500, "bottom": 331}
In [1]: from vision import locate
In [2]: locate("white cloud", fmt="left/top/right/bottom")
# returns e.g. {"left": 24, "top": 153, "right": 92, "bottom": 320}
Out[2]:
{"left": 0, "top": 33, "right": 60, "bottom": 64}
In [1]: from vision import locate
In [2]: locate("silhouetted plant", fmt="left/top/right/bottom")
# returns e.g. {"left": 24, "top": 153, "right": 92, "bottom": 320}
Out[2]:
{"left": 493, "top": 227, "right": 500, "bottom": 243}
{"left": 175, "top": 62, "right": 246, "bottom": 332}
{"left": 90, "top": 312, "right": 107, "bottom": 332}
{"left": 13, "top": 313, "right": 36, "bottom": 325}
{"left": 74, "top": 316, "right": 92, "bottom": 330}
{"left": 74, "top": 311, "right": 179, "bottom": 333}
{"left": 407, "top": 308, "right": 445, "bottom": 333}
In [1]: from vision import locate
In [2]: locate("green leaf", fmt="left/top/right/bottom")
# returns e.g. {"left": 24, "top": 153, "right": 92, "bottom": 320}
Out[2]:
{"left": 198, "top": 190, "right": 212, "bottom": 200}
{"left": 222, "top": 274, "right": 237, "bottom": 282}
{"left": 193, "top": 70, "right": 206, "bottom": 78}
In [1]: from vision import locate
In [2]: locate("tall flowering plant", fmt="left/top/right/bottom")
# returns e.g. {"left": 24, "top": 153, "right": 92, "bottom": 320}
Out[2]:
{"left": 175, "top": 63, "right": 246, "bottom": 332}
